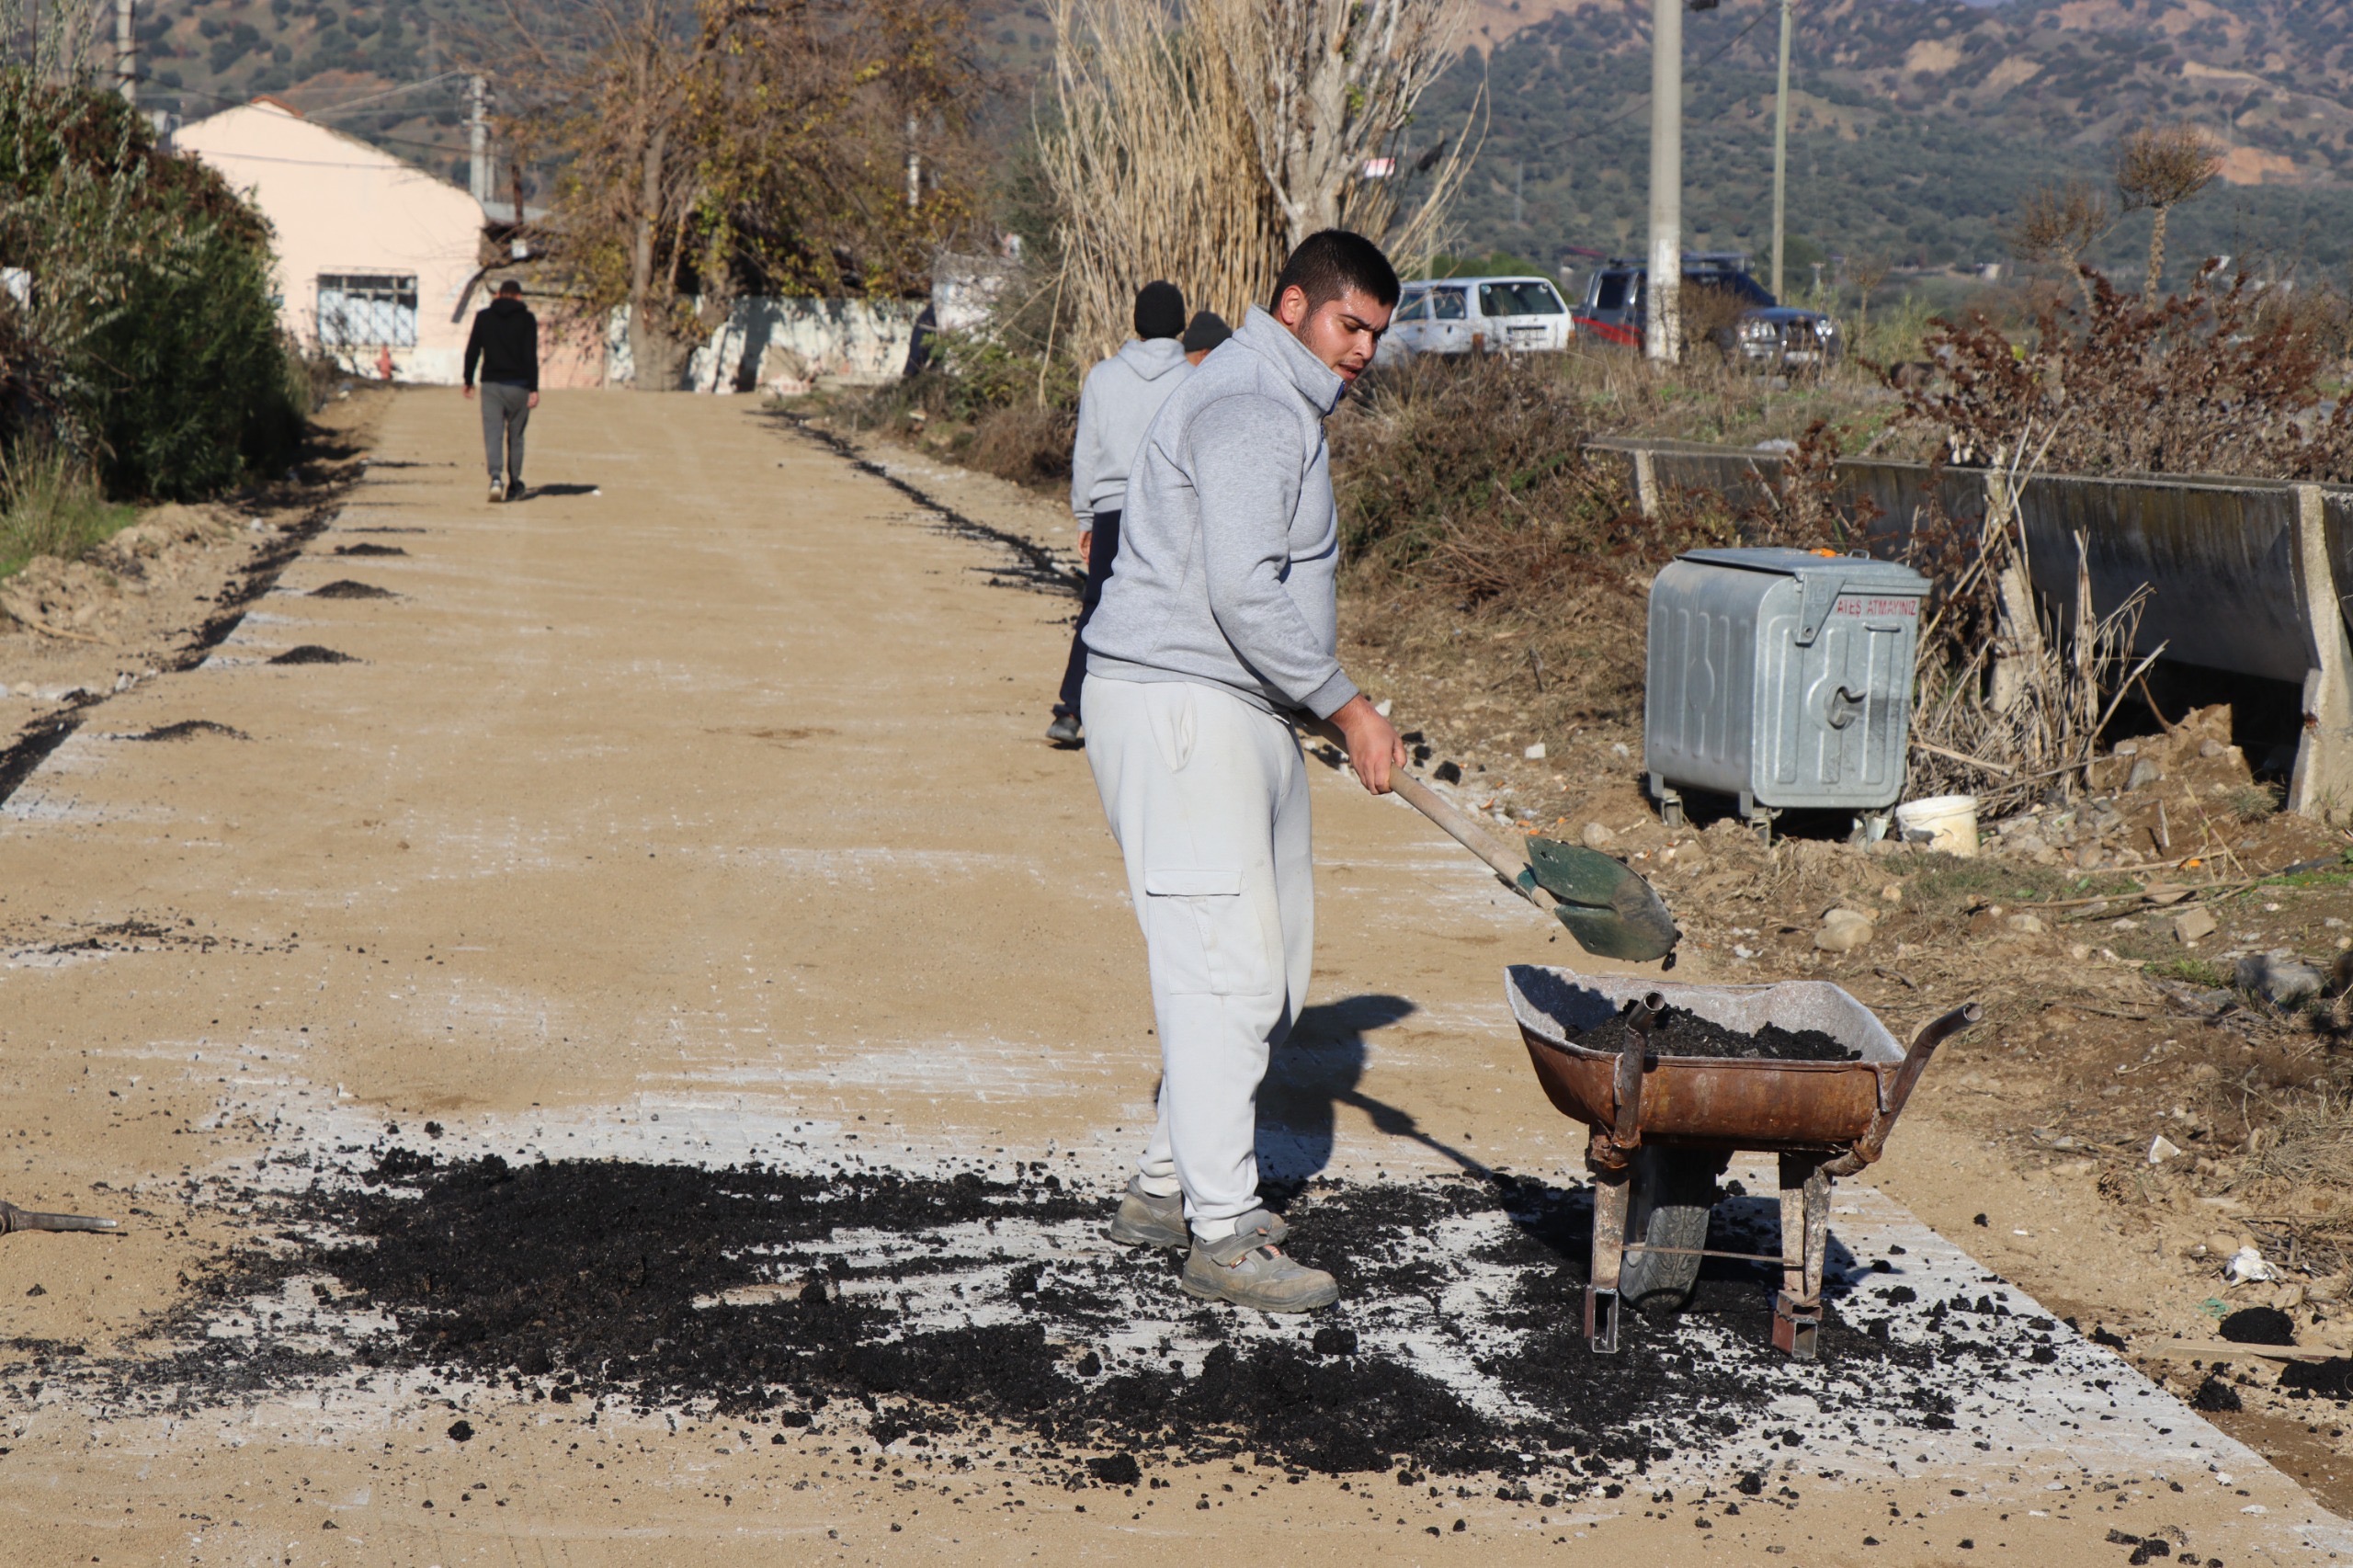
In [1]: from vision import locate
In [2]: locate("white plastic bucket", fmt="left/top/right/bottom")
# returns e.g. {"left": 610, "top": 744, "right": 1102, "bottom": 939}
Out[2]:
{"left": 1894, "top": 794, "right": 1980, "bottom": 858}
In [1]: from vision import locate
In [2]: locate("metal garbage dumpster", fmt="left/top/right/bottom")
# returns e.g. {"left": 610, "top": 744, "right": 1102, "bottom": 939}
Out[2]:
{"left": 1644, "top": 547, "right": 1929, "bottom": 835}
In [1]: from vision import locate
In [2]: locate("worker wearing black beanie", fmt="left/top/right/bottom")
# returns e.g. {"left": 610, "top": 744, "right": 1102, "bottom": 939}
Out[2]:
{"left": 1181, "top": 310, "right": 1233, "bottom": 364}
{"left": 1133, "top": 280, "right": 1187, "bottom": 341}
{"left": 1047, "top": 281, "right": 1196, "bottom": 744}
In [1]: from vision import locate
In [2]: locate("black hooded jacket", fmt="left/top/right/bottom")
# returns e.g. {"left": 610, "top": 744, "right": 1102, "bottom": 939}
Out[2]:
{"left": 464, "top": 296, "right": 539, "bottom": 392}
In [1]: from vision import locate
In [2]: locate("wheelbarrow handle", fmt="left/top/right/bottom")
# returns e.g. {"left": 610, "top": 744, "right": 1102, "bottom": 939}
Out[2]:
{"left": 1825, "top": 1001, "right": 1982, "bottom": 1175}
{"left": 1886, "top": 1002, "right": 1984, "bottom": 1123}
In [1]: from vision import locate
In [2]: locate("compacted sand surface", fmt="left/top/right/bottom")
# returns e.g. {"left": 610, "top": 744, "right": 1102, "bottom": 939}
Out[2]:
{"left": 0, "top": 389, "right": 2344, "bottom": 1566}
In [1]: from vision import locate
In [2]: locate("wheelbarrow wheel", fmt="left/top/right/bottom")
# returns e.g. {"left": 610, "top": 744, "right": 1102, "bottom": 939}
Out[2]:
{"left": 1618, "top": 1147, "right": 1724, "bottom": 1316}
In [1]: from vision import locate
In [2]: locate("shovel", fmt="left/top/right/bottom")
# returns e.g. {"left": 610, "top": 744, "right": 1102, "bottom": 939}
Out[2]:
{"left": 1303, "top": 722, "right": 1681, "bottom": 965}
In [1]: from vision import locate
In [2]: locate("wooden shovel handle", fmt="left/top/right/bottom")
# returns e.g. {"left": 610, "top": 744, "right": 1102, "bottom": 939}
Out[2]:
{"left": 1297, "top": 716, "right": 1558, "bottom": 912}
{"left": 1387, "top": 772, "right": 1561, "bottom": 914}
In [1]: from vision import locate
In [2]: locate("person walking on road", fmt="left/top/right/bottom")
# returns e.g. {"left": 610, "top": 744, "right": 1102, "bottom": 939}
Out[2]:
{"left": 1044, "top": 281, "right": 1193, "bottom": 746}
{"left": 463, "top": 279, "right": 539, "bottom": 504}
{"left": 1079, "top": 231, "right": 1404, "bottom": 1312}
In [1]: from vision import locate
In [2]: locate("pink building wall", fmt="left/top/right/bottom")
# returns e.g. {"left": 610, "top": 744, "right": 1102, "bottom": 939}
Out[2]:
{"left": 176, "top": 99, "right": 604, "bottom": 388}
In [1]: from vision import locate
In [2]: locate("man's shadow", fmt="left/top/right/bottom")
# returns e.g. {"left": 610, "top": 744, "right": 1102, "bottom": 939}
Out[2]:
{"left": 1256, "top": 994, "right": 1490, "bottom": 1187}
{"left": 514, "top": 483, "right": 598, "bottom": 499}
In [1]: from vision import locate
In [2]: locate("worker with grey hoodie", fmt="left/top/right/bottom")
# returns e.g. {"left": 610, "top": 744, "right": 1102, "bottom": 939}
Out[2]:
{"left": 1080, "top": 231, "right": 1404, "bottom": 1312}
{"left": 1045, "top": 281, "right": 1193, "bottom": 745}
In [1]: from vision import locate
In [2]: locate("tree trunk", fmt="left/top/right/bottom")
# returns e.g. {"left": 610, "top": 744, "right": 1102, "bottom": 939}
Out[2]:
{"left": 2144, "top": 205, "right": 2169, "bottom": 304}
{"left": 628, "top": 123, "right": 677, "bottom": 390}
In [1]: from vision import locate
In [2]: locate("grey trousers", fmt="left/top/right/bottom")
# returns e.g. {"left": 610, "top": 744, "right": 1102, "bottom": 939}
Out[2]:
{"left": 480, "top": 381, "right": 530, "bottom": 483}
{"left": 1081, "top": 675, "right": 1313, "bottom": 1240}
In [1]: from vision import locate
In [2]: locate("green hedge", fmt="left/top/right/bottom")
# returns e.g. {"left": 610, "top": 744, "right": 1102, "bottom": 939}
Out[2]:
{"left": 0, "top": 74, "right": 302, "bottom": 499}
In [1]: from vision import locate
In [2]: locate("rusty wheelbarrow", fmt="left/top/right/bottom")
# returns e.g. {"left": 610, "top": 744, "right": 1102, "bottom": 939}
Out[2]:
{"left": 1505, "top": 965, "right": 1979, "bottom": 1360}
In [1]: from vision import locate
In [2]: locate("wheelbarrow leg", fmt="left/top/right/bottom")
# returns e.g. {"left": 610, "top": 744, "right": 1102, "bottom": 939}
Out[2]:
{"left": 1585, "top": 1006, "right": 1658, "bottom": 1357}
{"left": 1586, "top": 1165, "right": 1630, "bottom": 1354}
{"left": 1773, "top": 1153, "right": 1830, "bottom": 1360}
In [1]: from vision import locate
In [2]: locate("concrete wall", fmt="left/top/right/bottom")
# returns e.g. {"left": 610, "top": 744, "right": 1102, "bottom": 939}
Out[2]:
{"left": 1593, "top": 436, "right": 2353, "bottom": 814}
{"left": 603, "top": 300, "right": 922, "bottom": 392}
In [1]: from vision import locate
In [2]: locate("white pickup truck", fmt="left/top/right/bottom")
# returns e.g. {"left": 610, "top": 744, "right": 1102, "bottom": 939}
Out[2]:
{"left": 1374, "top": 275, "right": 1574, "bottom": 365}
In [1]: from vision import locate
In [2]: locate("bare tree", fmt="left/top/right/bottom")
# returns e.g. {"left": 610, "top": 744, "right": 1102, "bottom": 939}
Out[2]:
{"left": 2006, "top": 179, "right": 2112, "bottom": 315}
{"left": 2116, "top": 122, "right": 2222, "bottom": 302}
{"left": 1205, "top": 0, "right": 1476, "bottom": 263}
{"left": 1040, "top": 0, "right": 1477, "bottom": 363}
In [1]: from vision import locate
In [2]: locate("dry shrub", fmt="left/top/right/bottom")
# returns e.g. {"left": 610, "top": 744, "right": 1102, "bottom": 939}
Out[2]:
{"left": 957, "top": 402, "right": 1077, "bottom": 492}
{"left": 1904, "top": 264, "right": 2353, "bottom": 483}
{"left": 1334, "top": 356, "right": 1730, "bottom": 607}
{"left": 1677, "top": 284, "right": 1755, "bottom": 361}
{"left": 1906, "top": 520, "right": 2157, "bottom": 812}
{"left": 1730, "top": 420, "right": 1874, "bottom": 550}
{"left": 2005, "top": 179, "right": 2112, "bottom": 315}
{"left": 2241, "top": 1089, "right": 2353, "bottom": 1203}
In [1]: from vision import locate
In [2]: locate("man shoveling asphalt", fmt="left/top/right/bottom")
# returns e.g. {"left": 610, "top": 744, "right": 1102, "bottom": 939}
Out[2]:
{"left": 1078, "top": 231, "right": 1404, "bottom": 1312}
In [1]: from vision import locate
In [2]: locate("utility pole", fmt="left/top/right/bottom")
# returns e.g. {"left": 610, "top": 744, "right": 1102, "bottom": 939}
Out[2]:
{"left": 1770, "top": 0, "right": 1793, "bottom": 301}
{"left": 1645, "top": 0, "right": 1682, "bottom": 362}
{"left": 114, "top": 0, "right": 134, "bottom": 106}
{"left": 468, "top": 75, "right": 490, "bottom": 207}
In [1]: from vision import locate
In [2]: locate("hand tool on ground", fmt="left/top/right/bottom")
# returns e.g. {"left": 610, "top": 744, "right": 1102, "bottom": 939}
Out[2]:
{"left": 1301, "top": 720, "right": 1680, "bottom": 964}
{"left": 0, "top": 1199, "right": 119, "bottom": 1233}
{"left": 1506, "top": 969, "right": 1978, "bottom": 1359}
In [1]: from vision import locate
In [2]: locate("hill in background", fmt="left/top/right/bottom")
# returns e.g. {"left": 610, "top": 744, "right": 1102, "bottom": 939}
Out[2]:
{"left": 1414, "top": 0, "right": 2353, "bottom": 290}
{"left": 129, "top": 0, "right": 2353, "bottom": 293}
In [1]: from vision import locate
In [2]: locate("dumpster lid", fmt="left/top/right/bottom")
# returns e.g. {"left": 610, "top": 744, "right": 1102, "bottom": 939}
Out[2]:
{"left": 1674, "top": 548, "right": 1929, "bottom": 645}
{"left": 1676, "top": 547, "right": 1929, "bottom": 590}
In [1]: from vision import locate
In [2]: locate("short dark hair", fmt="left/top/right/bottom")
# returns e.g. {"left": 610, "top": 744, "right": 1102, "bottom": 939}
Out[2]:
{"left": 496, "top": 278, "right": 524, "bottom": 297}
{"left": 1268, "top": 230, "right": 1400, "bottom": 314}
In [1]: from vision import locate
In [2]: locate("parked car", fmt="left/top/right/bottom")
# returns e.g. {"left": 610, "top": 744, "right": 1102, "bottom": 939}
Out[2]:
{"left": 1574, "top": 252, "right": 1840, "bottom": 369}
{"left": 1374, "top": 275, "right": 1575, "bottom": 365}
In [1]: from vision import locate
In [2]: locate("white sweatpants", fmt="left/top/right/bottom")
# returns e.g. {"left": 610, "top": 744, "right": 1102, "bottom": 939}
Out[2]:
{"left": 1081, "top": 675, "right": 1313, "bottom": 1239}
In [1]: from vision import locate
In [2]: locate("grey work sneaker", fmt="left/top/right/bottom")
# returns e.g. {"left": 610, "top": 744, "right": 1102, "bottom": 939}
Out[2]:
{"left": 487, "top": 477, "right": 506, "bottom": 504}
{"left": 505, "top": 479, "right": 527, "bottom": 502}
{"left": 1180, "top": 1209, "right": 1339, "bottom": 1312}
{"left": 1044, "top": 712, "right": 1082, "bottom": 745}
{"left": 1106, "top": 1177, "right": 1187, "bottom": 1249}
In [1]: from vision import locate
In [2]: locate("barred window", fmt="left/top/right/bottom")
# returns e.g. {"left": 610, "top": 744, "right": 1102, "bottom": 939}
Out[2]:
{"left": 316, "top": 273, "right": 418, "bottom": 347}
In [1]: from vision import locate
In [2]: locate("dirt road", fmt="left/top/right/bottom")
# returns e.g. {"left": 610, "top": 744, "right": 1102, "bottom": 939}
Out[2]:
{"left": 0, "top": 389, "right": 2342, "bottom": 1565}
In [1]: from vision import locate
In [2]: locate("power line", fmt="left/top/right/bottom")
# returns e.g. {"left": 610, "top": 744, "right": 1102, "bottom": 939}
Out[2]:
{"left": 304, "top": 70, "right": 470, "bottom": 118}
{"left": 144, "top": 74, "right": 472, "bottom": 161}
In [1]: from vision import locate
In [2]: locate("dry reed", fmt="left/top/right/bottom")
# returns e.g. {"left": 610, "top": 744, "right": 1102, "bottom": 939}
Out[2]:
{"left": 1040, "top": 0, "right": 1475, "bottom": 363}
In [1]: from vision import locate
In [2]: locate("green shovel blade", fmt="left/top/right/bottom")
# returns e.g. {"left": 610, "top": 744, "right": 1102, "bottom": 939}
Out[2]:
{"left": 1523, "top": 837, "right": 1682, "bottom": 963}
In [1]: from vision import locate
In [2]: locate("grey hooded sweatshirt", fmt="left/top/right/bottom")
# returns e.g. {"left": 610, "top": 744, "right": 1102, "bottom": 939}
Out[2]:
{"left": 1081, "top": 306, "right": 1359, "bottom": 721}
{"left": 1069, "top": 336, "right": 1192, "bottom": 525}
